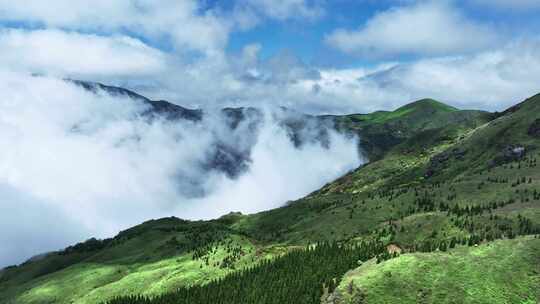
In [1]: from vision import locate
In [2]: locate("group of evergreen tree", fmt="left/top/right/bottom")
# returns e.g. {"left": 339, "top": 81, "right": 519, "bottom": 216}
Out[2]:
{"left": 500, "top": 157, "right": 537, "bottom": 170}
{"left": 61, "top": 237, "right": 113, "bottom": 255}
{"left": 192, "top": 238, "right": 250, "bottom": 269}
{"left": 102, "top": 241, "right": 385, "bottom": 304}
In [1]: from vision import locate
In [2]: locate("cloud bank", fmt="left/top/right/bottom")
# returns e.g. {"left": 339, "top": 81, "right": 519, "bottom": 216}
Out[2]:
{"left": 0, "top": 72, "right": 362, "bottom": 267}
{"left": 325, "top": 1, "right": 499, "bottom": 57}
{"left": 0, "top": 0, "right": 230, "bottom": 54}
{"left": 308, "top": 39, "right": 540, "bottom": 112}
{"left": 0, "top": 29, "right": 166, "bottom": 78}
{"left": 0, "top": 1, "right": 537, "bottom": 115}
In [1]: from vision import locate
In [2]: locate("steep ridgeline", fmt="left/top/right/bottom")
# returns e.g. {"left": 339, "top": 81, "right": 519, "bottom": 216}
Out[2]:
{"left": 71, "top": 80, "right": 492, "bottom": 161}
{"left": 1, "top": 89, "right": 539, "bottom": 304}
{"left": 69, "top": 80, "right": 204, "bottom": 121}
{"left": 70, "top": 80, "right": 346, "bottom": 180}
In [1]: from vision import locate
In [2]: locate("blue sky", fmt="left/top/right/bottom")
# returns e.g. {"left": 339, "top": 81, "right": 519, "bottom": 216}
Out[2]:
{"left": 226, "top": 0, "right": 540, "bottom": 66}
{"left": 226, "top": 1, "right": 379, "bottom": 65}
{"left": 0, "top": 0, "right": 539, "bottom": 113}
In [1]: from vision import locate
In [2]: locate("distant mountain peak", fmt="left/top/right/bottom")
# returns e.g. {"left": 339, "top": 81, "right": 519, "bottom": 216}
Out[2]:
{"left": 396, "top": 98, "right": 458, "bottom": 113}
{"left": 67, "top": 79, "right": 204, "bottom": 121}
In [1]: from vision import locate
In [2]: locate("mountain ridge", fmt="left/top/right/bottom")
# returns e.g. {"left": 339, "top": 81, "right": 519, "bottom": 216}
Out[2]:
{"left": 70, "top": 79, "right": 490, "bottom": 162}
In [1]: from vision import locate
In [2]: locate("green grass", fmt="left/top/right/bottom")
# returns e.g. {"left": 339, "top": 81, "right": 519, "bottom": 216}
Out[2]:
{"left": 397, "top": 98, "right": 458, "bottom": 112}
{"left": 1, "top": 234, "right": 272, "bottom": 304}
{"left": 346, "top": 99, "right": 458, "bottom": 125}
{"left": 331, "top": 98, "right": 490, "bottom": 160}
{"left": 234, "top": 94, "right": 540, "bottom": 251}
{"left": 334, "top": 237, "right": 540, "bottom": 304}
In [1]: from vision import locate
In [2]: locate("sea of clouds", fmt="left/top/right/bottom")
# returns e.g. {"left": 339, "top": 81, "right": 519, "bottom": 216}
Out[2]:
{"left": 0, "top": 72, "right": 363, "bottom": 267}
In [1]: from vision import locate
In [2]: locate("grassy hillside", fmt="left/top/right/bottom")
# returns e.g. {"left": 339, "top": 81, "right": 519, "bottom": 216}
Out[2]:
{"left": 331, "top": 237, "right": 540, "bottom": 304}
{"left": 0, "top": 219, "right": 283, "bottom": 304}
{"left": 1, "top": 96, "right": 539, "bottom": 304}
{"left": 329, "top": 98, "right": 492, "bottom": 160}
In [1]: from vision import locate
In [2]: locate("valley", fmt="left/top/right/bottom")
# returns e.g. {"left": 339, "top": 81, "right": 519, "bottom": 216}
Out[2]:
{"left": 1, "top": 89, "right": 539, "bottom": 304}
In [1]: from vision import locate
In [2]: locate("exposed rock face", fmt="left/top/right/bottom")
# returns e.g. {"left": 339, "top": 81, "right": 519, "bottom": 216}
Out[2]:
{"left": 501, "top": 145, "right": 526, "bottom": 161}
{"left": 322, "top": 282, "right": 366, "bottom": 304}
{"left": 386, "top": 244, "right": 402, "bottom": 254}
{"left": 490, "top": 145, "right": 526, "bottom": 167}
{"left": 323, "top": 289, "right": 343, "bottom": 304}
{"left": 528, "top": 119, "right": 540, "bottom": 138}
{"left": 425, "top": 148, "right": 467, "bottom": 177}
{"left": 425, "top": 153, "right": 448, "bottom": 178}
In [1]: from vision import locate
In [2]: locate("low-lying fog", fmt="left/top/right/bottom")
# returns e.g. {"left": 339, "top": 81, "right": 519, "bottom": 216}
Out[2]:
{"left": 0, "top": 72, "right": 363, "bottom": 267}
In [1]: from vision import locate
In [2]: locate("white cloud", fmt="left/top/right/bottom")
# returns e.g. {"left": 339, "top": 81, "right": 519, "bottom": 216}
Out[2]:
{"left": 295, "top": 39, "right": 540, "bottom": 112}
{"left": 241, "top": 0, "right": 324, "bottom": 21}
{"left": 0, "top": 26, "right": 531, "bottom": 117}
{"left": 184, "top": 114, "right": 361, "bottom": 217}
{"left": 0, "top": 0, "right": 329, "bottom": 59}
{"left": 0, "top": 0, "right": 129, "bottom": 27}
{"left": 143, "top": 38, "right": 540, "bottom": 114}
{"left": 0, "top": 184, "right": 88, "bottom": 267}
{"left": 374, "top": 39, "right": 540, "bottom": 110}
{"left": 0, "top": 72, "right": 361, "bottom": 267}
{"left": 0, "top": 0, "right": 230, "bottom": 54}
{"left": 0, "top": 0, "right": 534, "bottom": 116}
{"left": 325, "top": 1, "right": 499, "bottom": 57}
{"left": 0, "top": 29, "right": 166, "bottom": 77}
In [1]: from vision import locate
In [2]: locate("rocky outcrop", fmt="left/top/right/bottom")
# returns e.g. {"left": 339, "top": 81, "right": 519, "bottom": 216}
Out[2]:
{"left": 425, "top": 148, "right": 467, "bottom": 177}
{"left": 322, "top": 281, "right": 366, "bottom": 304}
{"left": 322, "top": 289, "right": 343, "bottom": 304}
{"left": 503, "top": 145, "right": 526, "bottom": 159}
{"left": 490, "top": 145, "right": 526, "bottom": 167}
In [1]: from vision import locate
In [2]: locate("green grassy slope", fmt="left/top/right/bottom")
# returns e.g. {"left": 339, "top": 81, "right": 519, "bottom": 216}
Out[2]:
{"left": 0, "top": 219, "right": 283, "bottom": 304}
{"left": 331, "top": 236, "right": 540, "bottom": 304}
{"left": 0, "top": 96, "right": 538, "bottom": 304}
{"left": 230, "top": 100, "right": 493, "bottom": 245}
{"left": 329, "top": 98, "right": 492, "bottom": 160}
{"left": 236, "top": 94, "right": 540, "bottom": 246}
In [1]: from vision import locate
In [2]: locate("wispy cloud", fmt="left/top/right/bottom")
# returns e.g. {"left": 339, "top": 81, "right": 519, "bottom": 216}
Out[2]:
{"left": 239, "top": 0, "right": 325, "bottom": 21}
